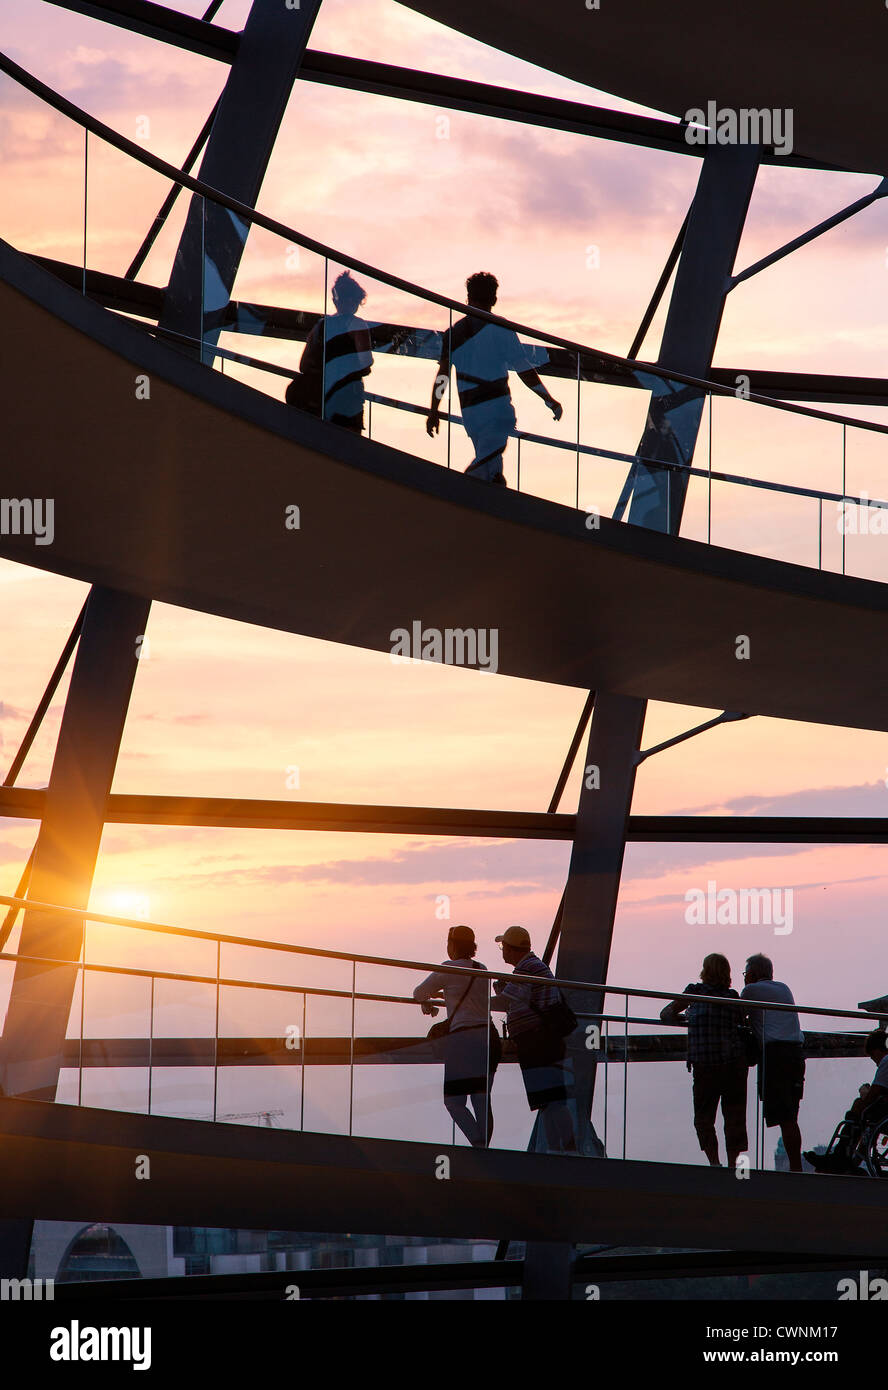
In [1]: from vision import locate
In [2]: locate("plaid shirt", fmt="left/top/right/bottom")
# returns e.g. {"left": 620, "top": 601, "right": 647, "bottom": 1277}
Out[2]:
{"left": 495, "top": 953, "right": 560, "bottom": 1037}
{"left": 681, "top": 983, "right": 745, "bottom": 1065}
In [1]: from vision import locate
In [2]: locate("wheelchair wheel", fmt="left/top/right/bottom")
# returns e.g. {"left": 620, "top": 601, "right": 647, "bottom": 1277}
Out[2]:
{"left": 864, "top": 1119, "right": 888, "bottom": 1177}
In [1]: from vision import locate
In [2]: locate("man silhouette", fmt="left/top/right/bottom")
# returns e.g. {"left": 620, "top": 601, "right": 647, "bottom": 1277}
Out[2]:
{"left": 741, "top": 953, "right": 805, "bottom": 1172}
{"left": 426, "top": 272, "right": 562, "bottom": 485}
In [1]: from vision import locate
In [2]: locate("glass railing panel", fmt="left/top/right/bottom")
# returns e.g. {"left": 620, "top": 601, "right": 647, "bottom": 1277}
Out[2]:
{"left": 510, "top": 433, "right": 576, "bottom": 509}
{"left": 349, "top": 962, "right": 451, "bottom": 1146}
{"left": 576, "top": 376, "right": 650, "bottom": 524}
{"left": 146, "top": 976, "right": 216, "bottom": 1121}
{"left": 838, "top": 421, "right": 888, "bottom": 582}
{"left": 57, "top": 965, "right": 83, "bottom": 1107}
{"left": 217, "top": 222, "right": 327, "bottom": 401}
{"left": 707, "top": 395, "right": 838, "bottom": 567}
{"left": 706, "top": 478, "right": 823, "bottom": 567}
{"left": 712, "top": 394, "right": 840, "bottom": 500}
{"left": 796, "top": 1051, "right": 875, "bottom": 1172}
{"left": 76, "top": 967, "right": 152, "bottom": 1115}
{"left": 302, "top": 988, "right": 352, "bottom": 1137}
{"left": 215, "top": 983, "right": 305, "bottom": 1131}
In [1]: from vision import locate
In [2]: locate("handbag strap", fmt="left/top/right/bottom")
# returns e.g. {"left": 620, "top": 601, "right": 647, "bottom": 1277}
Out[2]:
{"left": 448, "top": 966, "right": 479, "bottom": 1025}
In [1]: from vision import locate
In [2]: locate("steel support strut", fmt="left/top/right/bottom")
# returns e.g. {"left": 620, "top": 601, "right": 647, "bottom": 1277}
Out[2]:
{"left": 0, "top": 0, "right": 326, "bottom": 1278}
{"left": 523, "top": 144, "right": 760, "bottom": 1298}
{"left": 159, "top": 0, "right": 323, "bottom": 361}
{"left": 0, "top": 588, "right": 150, "bottom": 1102}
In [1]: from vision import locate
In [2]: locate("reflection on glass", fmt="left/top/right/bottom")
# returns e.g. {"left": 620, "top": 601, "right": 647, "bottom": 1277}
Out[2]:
{"left": 427, "top": 272, "right": 564, "bottom": 487}
{"left": 293, "top": 268, "right": 373, "bottom": 431}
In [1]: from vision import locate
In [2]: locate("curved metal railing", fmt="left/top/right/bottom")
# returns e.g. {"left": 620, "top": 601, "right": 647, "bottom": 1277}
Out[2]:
{"left": 2, "top": 47, "right": 888, "bottom": 573}
{"left": 0, "top": 892, "right": 881, "bottom": 1169}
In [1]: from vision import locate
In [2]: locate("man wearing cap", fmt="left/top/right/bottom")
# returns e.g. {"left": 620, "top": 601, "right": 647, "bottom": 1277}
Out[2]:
{"left": 491, "top": 926, "right": 577, "bottom": 1153}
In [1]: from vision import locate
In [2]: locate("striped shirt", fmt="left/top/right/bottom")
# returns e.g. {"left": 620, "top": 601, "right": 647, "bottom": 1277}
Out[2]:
{"left": 494, "top": 952, "right": 560, "bottom": 1037}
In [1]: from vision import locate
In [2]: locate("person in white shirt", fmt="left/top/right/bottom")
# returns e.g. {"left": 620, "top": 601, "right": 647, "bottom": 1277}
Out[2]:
{"left": 413, "top": 924, "right": 499, "bottom": 1146}
{"left": 426, "top": 272, "right": 562, "bottom": 484}
{"left": 741, "top": 953, "right": 805, "bottom": 1171}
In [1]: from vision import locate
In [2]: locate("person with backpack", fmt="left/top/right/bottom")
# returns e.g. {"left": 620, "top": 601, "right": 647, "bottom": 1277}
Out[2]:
{"left": 413, "top": 924, "right": 500, "bottom": 1147}
{"left": 286, "top": 270, "right": 373, "bottom": 431}
{"left": 490, "top": 925, "right": 578, "bottom": 1153}
{"left": 660, "top": 952, "right": 749, "bottom": 1169}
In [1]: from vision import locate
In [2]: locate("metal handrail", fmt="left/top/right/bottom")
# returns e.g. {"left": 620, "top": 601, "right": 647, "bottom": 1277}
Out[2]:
{"left": 140, "top": 323, "right": 888, "bottom": 518}
{"left": 0, "top": 893, "right": 881, "bottom": 1025}
{"left": 4, "top": 47, "right": 888, "bottom": 439}
{"left": 0, "top": 948, "right": 746, "bottom": 1033}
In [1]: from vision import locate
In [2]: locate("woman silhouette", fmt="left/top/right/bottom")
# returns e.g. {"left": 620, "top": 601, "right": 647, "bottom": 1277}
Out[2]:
{"left": 288, "top": 270, "right": 373, "bottom": 431}
{"left": 413, "top": 924, "right": 499, "bottom": 1146}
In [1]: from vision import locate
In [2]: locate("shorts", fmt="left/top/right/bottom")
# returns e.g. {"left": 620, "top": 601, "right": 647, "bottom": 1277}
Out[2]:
{"left": 443, "top": 1025, "right": 498, "bottom": 1098}
{"left": 515, "top": 1028, "right": 568, "bottom": 1110}
{"left": 759, "top": 1041, "right": 805, "bottom": 1126}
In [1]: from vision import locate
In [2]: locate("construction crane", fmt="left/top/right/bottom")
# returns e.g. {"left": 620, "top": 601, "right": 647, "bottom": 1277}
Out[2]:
{"left": 220, "top": 1109, "right": 285, "bottom": 1128}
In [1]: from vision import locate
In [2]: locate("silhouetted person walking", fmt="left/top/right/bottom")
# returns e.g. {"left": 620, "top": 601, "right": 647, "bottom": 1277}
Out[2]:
{"left": 660, "top": 952, "right": 748, "bottom": 1169}
{"left": 426, "top": 272, "right": 562, "bottom": 484}
{"left": 413, "top": 924, "right": 499, "bottom": 1147}
{"left": 491, "top": 925, "right": 576, "bottom": 1153}
{"left": 287, "top": 270, "right": 372, "bottom": 431}
{"left": 741, "top": 953, "right": 805, "bottom": 1172}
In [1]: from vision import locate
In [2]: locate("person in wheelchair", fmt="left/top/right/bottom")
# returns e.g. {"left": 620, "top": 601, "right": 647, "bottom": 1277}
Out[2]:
{"left": 805, "top": 1029, "right": 888, "bottom": 1174}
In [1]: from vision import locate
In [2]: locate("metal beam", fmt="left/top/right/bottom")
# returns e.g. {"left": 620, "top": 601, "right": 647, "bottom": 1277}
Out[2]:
{"left": 554, "top": 694, "right": 647, "bottom": 1153}
{"left": 124, "top": 99, "right": 221, "bottom": 282}
{"left": 627, "top": 208, "right": 689, "bottom": 360}
{"left": 158, "top": 0, "right": 322, "bottom": 360}
{"left": 539, "top": 152, "right": 764, "bottom": 1300}
{"left": 548, "top": 692, "right": 595, "bottom": 814}
{"left": 44, "top": 0, "right": 238, "bottom": 60}
{"left": 1, "top": 1096, "right": 886, "bottom": 1255}
{"left": 55, "top": 1029, "right": 867, "bottom": 1068}
{"left": 3, "top": 600, "right": 85, "bottom": 787}
{"left": 36, "top": 6, "right": 852, "bottom": 172}
{"left": 5, "top": 787, "right": 888, "bottom": 843}
{"left": 627, "top": 816, "right": 888, "bottom": 844}
{"left": 0, "top": 588, "right": 150, "bottom": 1102}
{"left": 298, "top": 53, "right": 699, "bottom": 157}
{"left": 635, "top": 710, "right": 749, "bottom": 765}
{"left": 0, "top": 788, "right": 576, "bottom": 837}
{"left": 626, "top": 143, "right": 762, "bottom": 533}
{"left": 731, "top": 179, "right": 888, "bottom": 289}
{"left": 0, "top": 848, "right": 35, "bottom": 951}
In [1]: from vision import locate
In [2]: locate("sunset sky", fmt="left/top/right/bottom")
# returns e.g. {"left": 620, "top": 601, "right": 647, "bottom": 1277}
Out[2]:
{"left": 2, "top": 0, "right": 888, "bottom": 1158}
